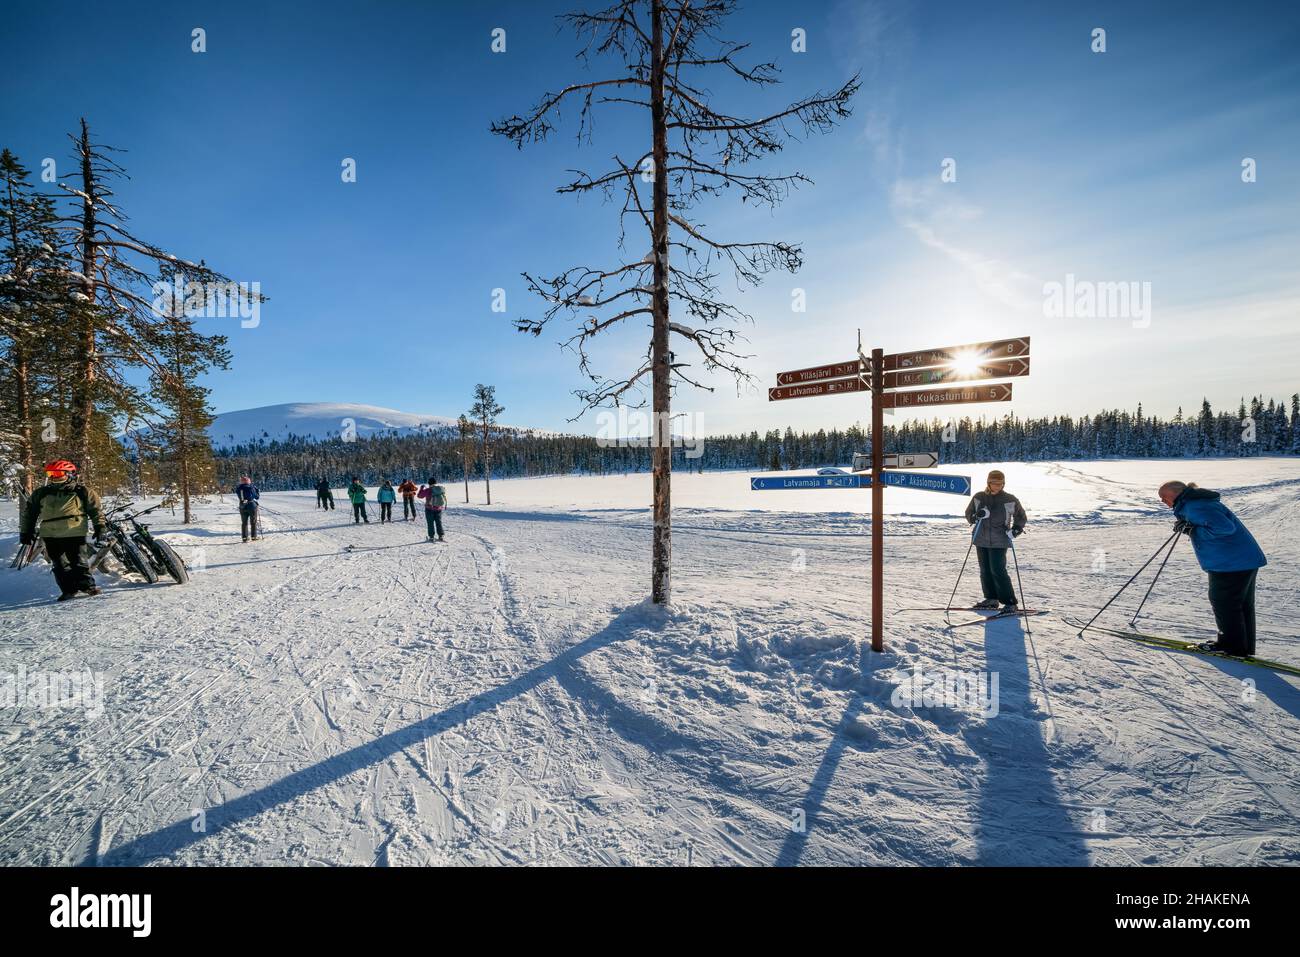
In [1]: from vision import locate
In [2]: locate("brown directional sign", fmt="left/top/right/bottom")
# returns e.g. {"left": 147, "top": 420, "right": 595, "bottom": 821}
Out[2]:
{"left": 769, "top": 377, "right": 867, "bottom": 402}
{"left": 885, "top": 357, "right": 1030, "bottom": 390}
{"left": 882, "top": 383, "right": 1013, "bottom": 409}
{"left": 775, "top": 359, "right": 863, "bottom": 386}
{"left": 883, "top": 336, "right": 1030, "bottom": 371}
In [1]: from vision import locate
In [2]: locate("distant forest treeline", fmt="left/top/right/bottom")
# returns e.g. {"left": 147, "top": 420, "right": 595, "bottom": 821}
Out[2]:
{"left": 213, "top": 394, "right": 1300, "bottom": 491}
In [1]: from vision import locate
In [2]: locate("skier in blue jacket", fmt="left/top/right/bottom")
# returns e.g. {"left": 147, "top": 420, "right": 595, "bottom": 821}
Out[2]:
{"left": 1159, "top": 481, "right": 1266, "bottom": 657}
{"left": 235, "top": 476, "right": 260, "bottom": 542}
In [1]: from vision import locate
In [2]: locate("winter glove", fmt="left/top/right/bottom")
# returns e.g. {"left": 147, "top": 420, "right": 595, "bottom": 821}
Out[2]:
{"left": 19, "top": 532, "right": 33, "bottom": 546}
{"left": 1012, "top": 527, "right": 1024, "bottom": 537}
{"left": 977, "top": 507, "right": 991, "bottom": 520}
{"left": 1173, "top": 518, "right": 1191, "bottom": 535}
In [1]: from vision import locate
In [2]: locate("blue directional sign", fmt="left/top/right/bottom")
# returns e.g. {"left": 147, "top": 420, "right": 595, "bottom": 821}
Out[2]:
{"left": 749, "top": 475, "right": 865, "bottom": 491}
{"left": 750, "top": 472, "right": 971, "bottom": 495}
{"left": 876, "top": 470, "right": 971, "bottom": 496}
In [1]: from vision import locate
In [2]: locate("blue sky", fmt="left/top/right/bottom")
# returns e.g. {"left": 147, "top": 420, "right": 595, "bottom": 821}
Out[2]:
{"left": 3, "top": 0, "right": 1298, "bottom": 436}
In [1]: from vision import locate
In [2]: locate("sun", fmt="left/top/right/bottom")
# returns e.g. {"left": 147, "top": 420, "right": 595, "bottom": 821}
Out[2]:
{"left": 948, "top": 351, "right": 983, "bottom": 376}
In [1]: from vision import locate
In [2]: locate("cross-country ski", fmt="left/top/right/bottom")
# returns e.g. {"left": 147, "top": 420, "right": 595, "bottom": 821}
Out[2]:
{"left": 1064, "top": 618, "right": 1300, "bottom": 677}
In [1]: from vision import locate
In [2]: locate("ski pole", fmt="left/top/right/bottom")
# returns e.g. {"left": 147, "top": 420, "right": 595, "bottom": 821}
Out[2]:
{"left": 945, "top": 515, "right": 983, "bottom": 627}
{"left": 1008, "top": 530, "right": 1031, "bottom": 637}
{"left": 1075, "top": 528, "right": 1181, "bottom": 636}
{"left": 1128, "top": 529, "right": 1182, "bottom": 628}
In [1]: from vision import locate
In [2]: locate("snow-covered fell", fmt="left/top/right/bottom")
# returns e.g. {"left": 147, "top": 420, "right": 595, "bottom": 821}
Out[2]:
{"left": 207, "top": 402, "right": 460, "bottom": 448}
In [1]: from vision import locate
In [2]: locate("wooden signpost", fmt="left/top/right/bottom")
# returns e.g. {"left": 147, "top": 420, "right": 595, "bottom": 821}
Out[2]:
{"left": 759, "top": 334, "right": 1032, "bottom": 651}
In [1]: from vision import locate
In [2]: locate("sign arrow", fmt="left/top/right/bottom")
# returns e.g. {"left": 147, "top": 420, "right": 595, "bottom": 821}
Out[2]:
{"left": 874, "top": 471, "right": 972, "bottom": 496}
{"left": 884, "top": 357, "right": 1030, "bottom": 389}
{"left": 882, "top": 383, "right": 1013, "bottom": 409}
{"left": 884, "top": 451, "right": 939, "bottom": 469}
{"left": 769, "top": 377, "right": 868, "bottom": 402}
{"left": 749, "top": 474, "right": 866, "bottom": 491}
{"left": 775, "top": 359, "right": 863, "bottom": 387}
{"left": 853, "top": 451, "right": 940, "bottom": 471}
{"left": 883, "top": 336, "right": 1030, "bottom": 372}
{"left": 749, "top": 470, "right": 970, "bottom": 494}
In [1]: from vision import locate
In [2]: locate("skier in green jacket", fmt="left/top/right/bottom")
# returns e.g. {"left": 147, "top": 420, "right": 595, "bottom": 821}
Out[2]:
{"left": 347, "top": 478, "right": 370, "bottom": 524}
{"left": 19, "top": 460, "right": 106, "bottom": 600}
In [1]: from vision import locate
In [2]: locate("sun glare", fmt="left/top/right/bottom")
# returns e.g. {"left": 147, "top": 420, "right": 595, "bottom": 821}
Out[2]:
{"left": 949, "top": 351, "right": 983, "bottom": 376}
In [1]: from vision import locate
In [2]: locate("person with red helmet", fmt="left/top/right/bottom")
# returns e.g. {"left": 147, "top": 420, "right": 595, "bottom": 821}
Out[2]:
{"left": 19, "top": 460, "right": 106, "bottom": 600}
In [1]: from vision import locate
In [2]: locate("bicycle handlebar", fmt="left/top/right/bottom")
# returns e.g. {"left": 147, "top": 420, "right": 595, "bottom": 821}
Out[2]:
{"left": 102, "top": 501, "right": 164, "bottom": 524}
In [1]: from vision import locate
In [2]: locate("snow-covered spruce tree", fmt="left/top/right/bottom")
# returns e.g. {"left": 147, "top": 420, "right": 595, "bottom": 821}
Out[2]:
{"left": 493, "top": 0, "right": 859, "bottom": 603}
{"left": 56, "top": 118, "right": 262, "bottom": 476}
{"left": 469, "top": 383, "right": 504, "bottom": 506}
{"left": 0, "top": 148, "right": 66, "bottom": 497}
{"left": 148, "top": 279, "right": 231, "bottom": 522}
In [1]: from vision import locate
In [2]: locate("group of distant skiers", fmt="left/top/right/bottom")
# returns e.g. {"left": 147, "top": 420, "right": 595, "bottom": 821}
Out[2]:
{"left": 230, "top": 475, "right": 448, "bottom": 543}
{"left": 964, "top": 469, "right": 1265, "bottom": 657}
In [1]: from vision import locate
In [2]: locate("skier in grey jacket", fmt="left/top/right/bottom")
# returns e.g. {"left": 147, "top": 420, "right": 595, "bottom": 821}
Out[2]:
{"left": 963, "top": 469, "right": 1028, "bottom": 609}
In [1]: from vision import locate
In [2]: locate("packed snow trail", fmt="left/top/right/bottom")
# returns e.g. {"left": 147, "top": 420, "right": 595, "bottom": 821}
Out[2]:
{"left": 1, "top": 459, "right": 1298, "bottom": 865}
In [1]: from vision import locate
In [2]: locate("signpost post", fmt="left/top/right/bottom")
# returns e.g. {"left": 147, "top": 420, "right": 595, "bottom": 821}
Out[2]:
{"left": 763, "top": 335, "right": 1031, "bottom": 652}
{"left": 871, "top": 347, "right": 884, "bottom": 654}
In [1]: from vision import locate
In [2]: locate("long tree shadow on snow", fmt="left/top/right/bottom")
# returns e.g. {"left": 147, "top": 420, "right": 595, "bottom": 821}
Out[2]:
{"left": 98, "top": 604, "right": 663, "bottom": 865}
{"left": 971, "top": 618, "right": 1089, "bottom": 865}
{"left": 774, "top": 648, "right": 872, "bottom": 867}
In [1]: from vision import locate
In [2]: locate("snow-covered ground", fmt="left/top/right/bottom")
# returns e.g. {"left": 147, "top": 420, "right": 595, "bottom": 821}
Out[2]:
{"left": 1, "top": 459, "right": 1297, "bottom": 866}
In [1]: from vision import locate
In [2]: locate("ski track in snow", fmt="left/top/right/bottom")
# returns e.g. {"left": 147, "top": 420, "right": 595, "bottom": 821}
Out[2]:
{"left": 1, "top": 459, "right": 1298, "bottom": 866}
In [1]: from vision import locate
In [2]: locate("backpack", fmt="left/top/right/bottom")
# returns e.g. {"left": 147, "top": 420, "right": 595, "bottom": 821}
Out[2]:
{"left": 31, "top": 483, "right": 92, "bottom": 534}
{"left": 427, "top": 485, "right": 447, "bottom": 509}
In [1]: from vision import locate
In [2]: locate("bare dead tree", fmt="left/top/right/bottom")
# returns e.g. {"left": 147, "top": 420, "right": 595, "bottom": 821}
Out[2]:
{"left": 493, "top": 0, "right": 859, "bottom": 603}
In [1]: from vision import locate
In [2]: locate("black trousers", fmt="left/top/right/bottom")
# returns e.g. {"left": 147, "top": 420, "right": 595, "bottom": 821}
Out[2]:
{"left": 976, "top": 546, "right": 1016, "bottom": 604}
{"left": 402, "top": 497, "right": 416, "bottom": 519}
{"left": 1208, "top": 569, "right": 1258, "bottom": 656}
{"left": 379, "top": 502, "right": 393, "bottom": 522}
{"left": 45, "top": 536, "right": 95, "bottom": 595}
{"left": 352, "top": 502, "right": 369, "bottom": 523}
{"left": 240, "top": 504, "right": 259, "bottom": 540}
